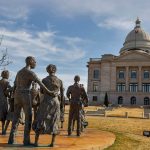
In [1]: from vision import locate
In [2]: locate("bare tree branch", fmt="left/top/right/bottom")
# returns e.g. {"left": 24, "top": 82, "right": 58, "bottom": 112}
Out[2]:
{"left": 0, "top": 35, "right": 12, "bottom": 69}
{"left": 0, "top": 35, "right": 4, "bottom": 46}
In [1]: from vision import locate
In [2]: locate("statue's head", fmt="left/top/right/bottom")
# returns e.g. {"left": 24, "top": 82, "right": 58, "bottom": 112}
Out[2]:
{"left": 46, "top": 64, "right": 57, "bottom": 74}
{"left": 1, "top": 70, "right": 9, "bottom": 79}
{"left": 74, "top": 75, "right": 80, "bottom": 83}
{"left": 25, "top": 56, "right": 36, "bottom": 69}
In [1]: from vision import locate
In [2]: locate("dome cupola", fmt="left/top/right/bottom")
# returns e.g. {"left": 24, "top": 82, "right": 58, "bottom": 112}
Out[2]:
{"left": 120, "top": 18, "right": 150, "bottom": 54}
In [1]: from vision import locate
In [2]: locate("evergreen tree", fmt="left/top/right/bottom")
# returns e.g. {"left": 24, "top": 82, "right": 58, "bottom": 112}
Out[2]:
{"left": 104, "top": 92, "right": 109, "bottom": 107}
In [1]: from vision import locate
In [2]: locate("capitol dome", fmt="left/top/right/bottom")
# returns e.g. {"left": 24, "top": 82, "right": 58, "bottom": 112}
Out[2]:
{"left": 120, "top": 18, "right": 150, "bottom": 54}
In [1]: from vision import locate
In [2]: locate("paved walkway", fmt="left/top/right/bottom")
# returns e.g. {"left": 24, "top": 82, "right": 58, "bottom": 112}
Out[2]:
{"left": 0, "top": 125, "right": 115, "bottom": 150}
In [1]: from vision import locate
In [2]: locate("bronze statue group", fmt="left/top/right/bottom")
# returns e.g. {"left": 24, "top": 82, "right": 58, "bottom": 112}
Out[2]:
{"left": 0, "top": 56, "right": 88, "bottom": 147}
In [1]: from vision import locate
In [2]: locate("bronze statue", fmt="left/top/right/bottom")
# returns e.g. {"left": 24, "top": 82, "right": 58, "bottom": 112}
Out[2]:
{"left": 31, "top": 82, "right": 40, "bottom": 121}
{"left": 0, "top": 70, "right": 11, "bottom": 135}
{"left": 3, "top": 89, "right": 24, "bottom": 135}
{"left": 67, "top": 75, "right": 88, "bottom": 136}
{"left": 8, "top": 56, "right": 56, "bottom": 146}
{"left": 72, "top": 104, "right": 88, "bottom": 132}
{"left": 58, "top": 89, "right": 65, "bottom": 129}
{"left": 32, "top": 64, "right": 64, "bottom": 147}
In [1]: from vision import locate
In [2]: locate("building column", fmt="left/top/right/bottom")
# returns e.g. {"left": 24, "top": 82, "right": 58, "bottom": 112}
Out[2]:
{"left": 138, "top": 66, "right": 142, "bottom": 91}
{"left": 110, "top": 63, "right": 116, "bottom": 91}
{"left": 126, "top": 66, "right": 129, "bottom": 91}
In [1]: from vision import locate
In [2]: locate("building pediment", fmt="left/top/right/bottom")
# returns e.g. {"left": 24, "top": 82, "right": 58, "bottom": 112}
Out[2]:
{"left": 115, "top": 50, "right": 150, "bottom": 62}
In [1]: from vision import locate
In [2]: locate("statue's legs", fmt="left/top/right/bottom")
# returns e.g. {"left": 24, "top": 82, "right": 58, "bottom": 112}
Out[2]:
{"left": 76, "top": 107, "right": 81, "bottom": 136}
{"left": 3, "top": 120, "right": 10, "bottom": 134}
{"left": 81, "top": 111, "right": 84, "bottom": 132}
{"left": 48, "top": 134, "right": 56, "bottom": 147}
{"left": 81, "top": 120, "right": 83, "bottom": 132}
{"left": 68, "top": 108, "right": 73, "bottom": 136}
{"left": 72, "top": 119, "right": 75, "bottom": 131}
{"left": 2, "top": 120, "right": 5, "bottom": 135}
{"left": 22, "top": 96, "right": 32, "bottom": 145}
{"left": 8, "top": 104, "right": 21, "bottom": 144}
{"left": 34, "top": 132, "right": 39, "bottom": 147}
{"left": 60, "top": 109, "right": 64, "bottom": 129}
{"left": 61, "top": 121, "right": 63, "bottom": 129}
{"left": 33, "top": 107, "right": 37, "bottom": 121}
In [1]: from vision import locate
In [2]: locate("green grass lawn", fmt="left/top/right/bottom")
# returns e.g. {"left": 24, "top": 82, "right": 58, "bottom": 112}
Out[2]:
{"left": 64, "top": 106, "right": 150, "bottom": 149}
{"left": 86, "top": 116, "right": 150, "bottom": 150}
{"left": 105, "top": 132, "right": 139, "bottom": 150}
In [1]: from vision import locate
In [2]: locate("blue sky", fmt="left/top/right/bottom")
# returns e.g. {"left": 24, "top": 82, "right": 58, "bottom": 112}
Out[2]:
{"left": 0, "top": 0, "right": 150, "bottom": 91}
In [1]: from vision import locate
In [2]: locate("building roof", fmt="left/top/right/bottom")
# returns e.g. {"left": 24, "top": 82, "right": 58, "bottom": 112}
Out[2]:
{"left": 120, "top": 18, "right": 150, "bottom": 54}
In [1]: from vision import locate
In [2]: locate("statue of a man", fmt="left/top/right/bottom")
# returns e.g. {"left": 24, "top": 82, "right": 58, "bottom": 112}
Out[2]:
{"left": 0, "top": 70, "right": 11, "bottom": 135}
{"left": 67, "top": 75, "right": 88, "bottom": 136}
{"left": 8, "top": 56, "right": 56, "bottom": 146}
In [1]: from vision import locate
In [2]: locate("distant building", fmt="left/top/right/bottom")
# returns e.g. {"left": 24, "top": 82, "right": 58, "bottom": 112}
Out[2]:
{"left": 87, "top": 19, "right": 150, "bottom": 106}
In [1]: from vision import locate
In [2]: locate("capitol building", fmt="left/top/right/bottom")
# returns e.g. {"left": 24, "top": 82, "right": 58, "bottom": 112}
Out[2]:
{"left": 87, "top": 19, "right": 150, "bottom": 106}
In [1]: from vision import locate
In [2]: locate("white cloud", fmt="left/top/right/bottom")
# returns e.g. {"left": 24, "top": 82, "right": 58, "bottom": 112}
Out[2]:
{"left": 0, "top": 27, "right": 88, "bottom": 88}
{"left": 44, "top": 0, "right": 150, "bottom": 30}
{"left": 47, "top": 0, "right": 150, "bottom": 18}
{"left": 47, "top": 0, "right": 115, "bottom": 17}
{"left": 98, "top": 18, "right": 133, "bottom": 31}
{"left": 0, "top": 1, "right": 29, "bottom": 20}
{"left": 0, "top": 27, "right": 86, "bottom": 63}
{"left": 1, "top": 0, "right": 150, "bottom": 31}
{"left": 0, "top": 20, "right": 16, "bottom": 26}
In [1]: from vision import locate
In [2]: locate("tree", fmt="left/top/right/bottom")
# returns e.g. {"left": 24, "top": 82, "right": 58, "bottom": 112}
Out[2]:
{"left": 0, "top": 35, "right": 12, "bottom": 69}
{"left": 104, "top": 92, "right": 109, "bottom": 107}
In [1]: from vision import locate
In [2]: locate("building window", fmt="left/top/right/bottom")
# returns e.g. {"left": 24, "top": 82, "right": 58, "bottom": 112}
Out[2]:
{"left": 93, "top": 70, "right": 99, "bottom": 79}
{"left": 131, "top": 96, "right": 136, "bottom": 105}
{"left": 144, "top": 71, "right": 149, "bottom": 79}
{"left": 93, "top": 83, "right": 98, "bottom": 92}
{"left": 117, "top": 83, "right": 125, "bottom": 92}
{"left": 118, "top": 96, "right": 123, "bottom": 104}
{"left": 129, "top": 83, "right": 138, "bottom": 92}
{"left": 131, "top": 70, "right": 137, "bottom": 79}
{"left": 144, "top": 97, "right": 150, "bottom": 105}
{"left": 119, "top": 71, "right": 124, "bottom": 79}
{"left": 93, "top": 96, "right": 97, "bottom": 101}
{"left": 142, "top": 83, "right": 150, "bottom": 92}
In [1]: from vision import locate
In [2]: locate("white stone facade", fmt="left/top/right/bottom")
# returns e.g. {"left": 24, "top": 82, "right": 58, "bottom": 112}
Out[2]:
{"left": 87, "top": 19, "right": 150, "bottom": 106}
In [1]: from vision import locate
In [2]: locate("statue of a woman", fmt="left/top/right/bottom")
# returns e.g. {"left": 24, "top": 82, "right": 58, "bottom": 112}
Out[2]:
{"left": 33, "top": 64, "right": 63, "bottom": 147}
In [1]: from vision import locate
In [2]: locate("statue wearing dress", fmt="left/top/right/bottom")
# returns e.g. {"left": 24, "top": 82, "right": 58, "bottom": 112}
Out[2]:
{"left": 33, "top": 64, "right": 64, "bottom": 147}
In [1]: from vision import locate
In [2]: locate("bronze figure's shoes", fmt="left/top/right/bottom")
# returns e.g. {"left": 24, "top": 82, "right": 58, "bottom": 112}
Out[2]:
{"left": 8, "top": 139, "right": 15, "bottom": 144}
{"left": 34, "top": 143, "right": 38, "bottom": 147}
{"left": 2, "top": 130, "right": 6, "bottom": 135}
{"left": 77, "top": 132, "right": 81, "bottom": 136}
{"left": 48, "top": 143, "right": 54, "bottom": 147}
{"left": 68, "top": 131, "right": 72, "bottom": 136}
{"left": 23, "top": 142, "right": 34, "bottom": 146}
